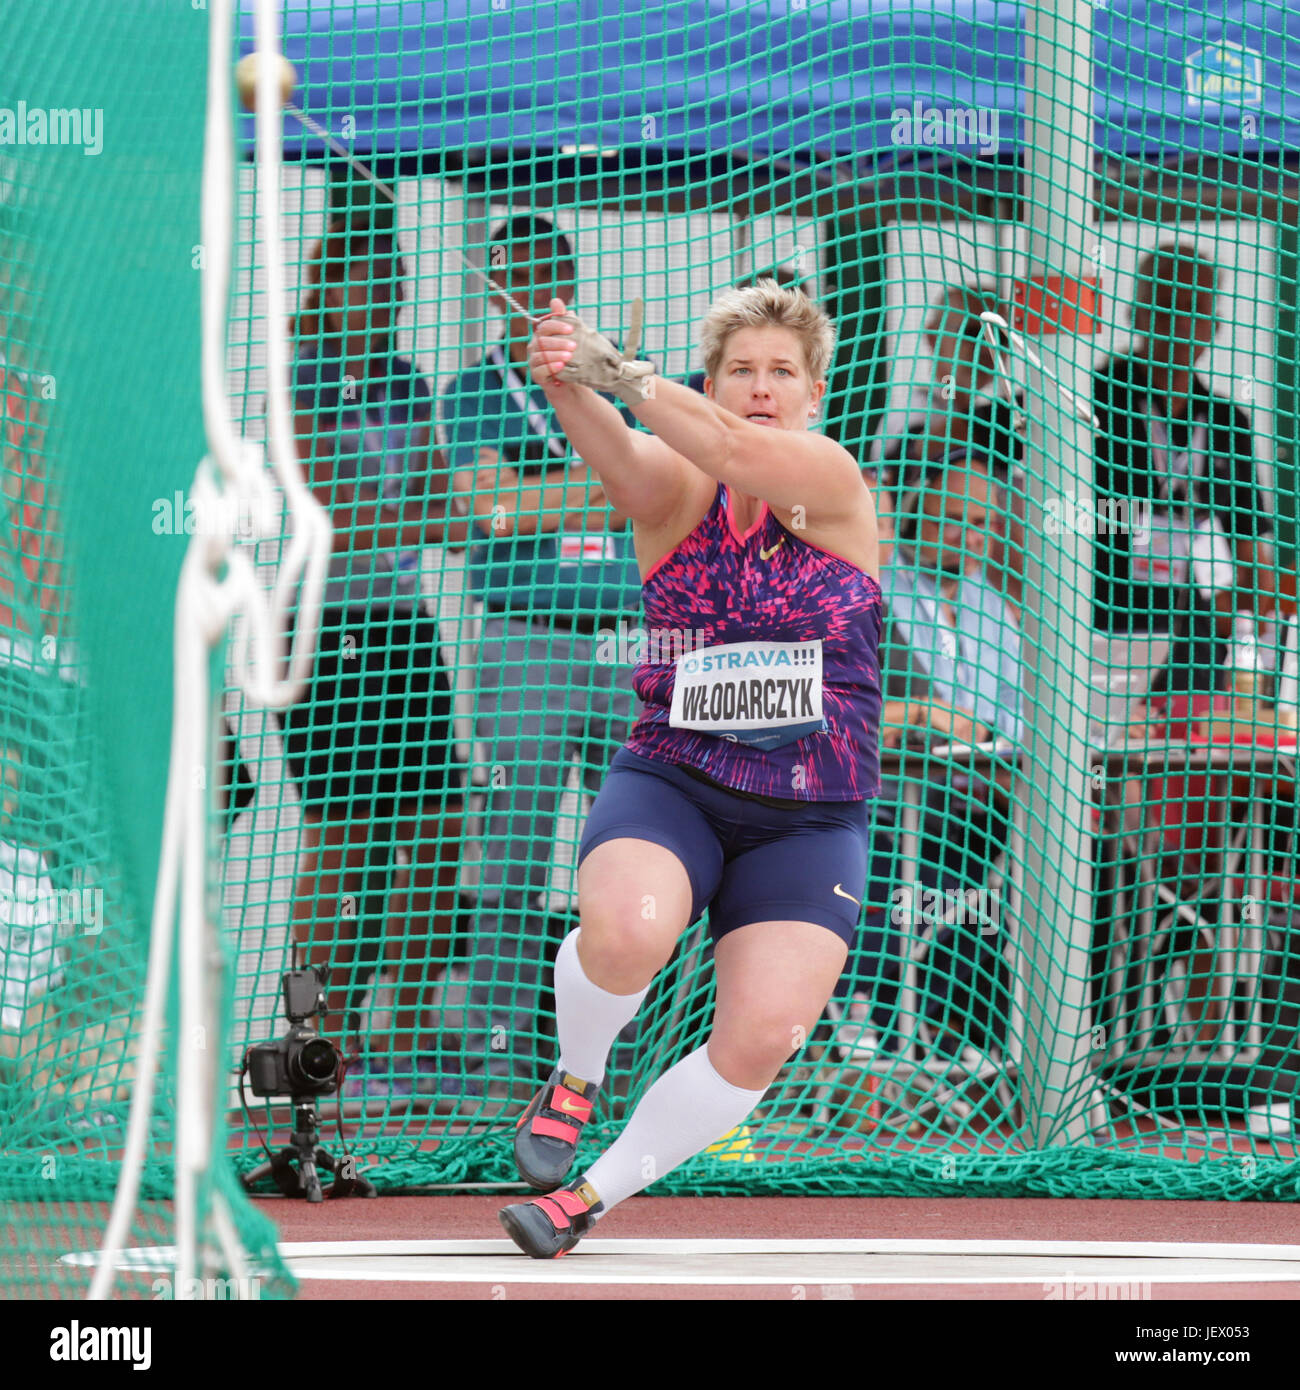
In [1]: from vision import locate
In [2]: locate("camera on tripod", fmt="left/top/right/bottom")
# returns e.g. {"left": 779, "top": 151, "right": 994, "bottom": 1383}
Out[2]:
{"left": 240, "top": 962, "right": 374, "bottom": 1201}
{"left": 246, "top": 966, "right": 341, "bottom": 1098}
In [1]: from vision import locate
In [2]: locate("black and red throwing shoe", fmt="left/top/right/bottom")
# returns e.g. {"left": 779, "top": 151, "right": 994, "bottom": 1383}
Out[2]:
{"left": 499, "top": 1180, "right": 605, "bottom": 1259}
{"left": 513, "top": 1067, "right": 599, "bottom": 1192}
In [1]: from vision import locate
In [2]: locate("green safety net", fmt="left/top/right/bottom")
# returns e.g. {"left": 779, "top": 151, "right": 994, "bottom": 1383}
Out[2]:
{"left": 6, "top": 0, "right": 1300, "bottom": 1302}
{"left": 217, "top": 0, "right": 1300, "bottom": 1202}
{"left": 0, "top": 0, "right": 291, "bottom": 1298}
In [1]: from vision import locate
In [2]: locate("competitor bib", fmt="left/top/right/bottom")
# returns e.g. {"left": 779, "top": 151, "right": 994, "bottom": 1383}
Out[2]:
{"left": 669, "top": 639, "right": 827, "bottom": 750}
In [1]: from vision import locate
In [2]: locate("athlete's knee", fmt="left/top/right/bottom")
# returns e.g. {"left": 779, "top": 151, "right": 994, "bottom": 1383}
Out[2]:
{"left": 573, "top": 905, "right": 678, "bottom": 994}
{"left": 576, "top": 910, "right": 670, "bottom": 978}
{"left": 710, "top": 1008, "right": 816, "bottom": 1085}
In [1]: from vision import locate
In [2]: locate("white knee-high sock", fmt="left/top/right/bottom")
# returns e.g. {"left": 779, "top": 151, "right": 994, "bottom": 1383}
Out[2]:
{"left": 554, "top": 930, "right": 649, "bottom": 1086}
{"left": 581, "top": 1044, "right": 766, "bottom": 1212}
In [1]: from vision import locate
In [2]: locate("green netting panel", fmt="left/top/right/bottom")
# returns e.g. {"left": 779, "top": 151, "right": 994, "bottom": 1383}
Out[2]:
{"left": 213, "top": 0, "right": 1300, "bottom": 1203}
{"left": 0, "top": 2, "right": 290, "bottom": 1297}
{"left": 7, "top": 0, "right": 1299, "bottom": 1289}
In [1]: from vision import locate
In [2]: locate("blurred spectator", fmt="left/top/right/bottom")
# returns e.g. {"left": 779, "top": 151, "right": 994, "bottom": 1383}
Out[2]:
{"left": 439, "top": 215, "right": 642, "bottom": 1108}
{"left": 1093, "top": 240, "right": 1280, "bottom": 715}
{"left": 880, "top": 451, "right": 1023, "bottom": 749}
{"left": 1092, "top": 243, "right": 1293, "bottom": 1137}
{"left": 881, "top": 284, "right": 1024, "bottom": 483}
{"left": 0, "top": 360, "right": 60, "bottom": 644}
{"left": 215, "top": 720, "right": 257, "bottom": 832}
{"left": 0, "top": 370, "right": 74, "bottom": 1036}
{"left": 881, "top": 284, "right": 1025, "bottom": 611}
{"left": 280, "top": 214, "right": 469, "bottom": 1114}
{"left": 0, "top": 746, "right": 62, "bottom": 1038}
{"left": 837, "top": 451, "right": 1022, "bottom": 1056}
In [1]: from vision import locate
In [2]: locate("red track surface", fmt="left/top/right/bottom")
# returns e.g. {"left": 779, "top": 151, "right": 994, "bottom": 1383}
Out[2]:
{"left": 260, "top": 1195, "right": 1300, "bottom": 1300}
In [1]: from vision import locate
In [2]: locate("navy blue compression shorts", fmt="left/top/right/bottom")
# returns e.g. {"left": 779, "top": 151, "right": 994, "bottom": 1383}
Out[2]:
{"left": 577, "top": 748, "right": 872, "bottom": 946}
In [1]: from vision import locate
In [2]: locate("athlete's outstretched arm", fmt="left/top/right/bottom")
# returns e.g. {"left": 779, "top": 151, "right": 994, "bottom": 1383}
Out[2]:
{"left": 627, "top": 374, "right": 864, "bottom": 521}
{"left": 530, "top": 318, "right": 696, "bottom": 527}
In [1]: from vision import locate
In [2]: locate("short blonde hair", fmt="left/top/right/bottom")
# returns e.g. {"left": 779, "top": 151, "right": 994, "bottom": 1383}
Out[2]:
{"left": 699, "top": 279, "right": 835, "bottom": 384}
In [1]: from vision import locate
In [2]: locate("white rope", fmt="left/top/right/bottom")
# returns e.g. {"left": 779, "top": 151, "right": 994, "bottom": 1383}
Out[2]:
{"left": 91, "top": 0, "right": 331, "bottom": 1300}
{"left": 279, "top": 99, "right": 540, "bottom": 324}
{"left": 979, "top": 309, "right": 1097, "bottom": 427}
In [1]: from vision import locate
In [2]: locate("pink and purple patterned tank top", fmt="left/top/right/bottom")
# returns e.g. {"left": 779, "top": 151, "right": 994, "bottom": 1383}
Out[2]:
{"left": 624, "top": 484, "right": 883, "bottom": 802}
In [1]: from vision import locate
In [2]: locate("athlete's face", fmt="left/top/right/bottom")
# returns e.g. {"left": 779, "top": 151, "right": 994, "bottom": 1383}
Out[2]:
{"left": 913, "top": 465, "right": 995, "bottom": 577}
{"left": 706, "top": 326, "right": 825, "bottom": 431}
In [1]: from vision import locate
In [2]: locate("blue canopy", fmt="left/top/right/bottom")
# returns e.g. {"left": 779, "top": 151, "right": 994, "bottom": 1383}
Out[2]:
{"left": 242, "top": 0, "right": 1300, "bottom": 167}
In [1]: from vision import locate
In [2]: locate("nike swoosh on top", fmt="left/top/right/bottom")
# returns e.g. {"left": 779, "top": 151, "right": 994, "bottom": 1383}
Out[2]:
{"left": 759, "top": 539, "right": 786, "bottom": 561}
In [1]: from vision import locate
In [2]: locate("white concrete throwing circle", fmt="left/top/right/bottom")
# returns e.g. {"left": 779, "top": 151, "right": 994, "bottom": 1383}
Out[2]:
{"left": 67, "top": 1238, "right": 1300, "bottom": 1289}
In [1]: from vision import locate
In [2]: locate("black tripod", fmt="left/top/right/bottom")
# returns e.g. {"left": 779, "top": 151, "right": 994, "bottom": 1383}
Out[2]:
{"left": 241, "top": 1097, "right": 376, "bottom": 1203}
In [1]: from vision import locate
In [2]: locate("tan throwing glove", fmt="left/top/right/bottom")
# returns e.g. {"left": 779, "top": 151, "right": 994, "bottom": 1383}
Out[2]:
{"left": 553, "top": 298, "right": 654, "bottom": 406}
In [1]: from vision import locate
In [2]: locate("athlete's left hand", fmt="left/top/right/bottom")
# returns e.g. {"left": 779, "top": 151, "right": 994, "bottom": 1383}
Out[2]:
{"left": 529, "top": 301, "right": 579, "bottom": 384}
{"left": 530, "top": 297, "right": 653, "bottom": 405}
